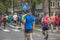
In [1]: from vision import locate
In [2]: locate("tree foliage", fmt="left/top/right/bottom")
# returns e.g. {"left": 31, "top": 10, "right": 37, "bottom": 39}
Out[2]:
{"left": 26, "top": 0, "right": 43, "bottom": 16}
{"left": 0, "top": 0, "right": 19, "bottom": 14}
{"left": 0, "top": 2, "right": 5, "bottom": 13}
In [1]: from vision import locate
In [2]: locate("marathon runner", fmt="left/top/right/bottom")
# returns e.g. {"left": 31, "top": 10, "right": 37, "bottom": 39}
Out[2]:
{"left": 50, "top": 15, "right": 55, "bottom": 32}
{"left": 21, "top": 10, "right": 27, "bottom": 30}
{"left": 8, "top": 14, "right": 12, "bottom": 25}
{"left": 22, "top": 11, "right": 35, "bottom": 40}
{"left": 5, "top": 14, "right": 8, "bottom": 27}
{"left": 0, "top": 14, "right": 2, "bottom": 28}
{"left": 55, "top": 15, "right": 59, "bottom": 32}
{"left": 19, "top": 11, "right": 23, "bottom": 30}
{"left": 59, "top": 15, "right": 60, "bottom": 28}
{"left": 41, "top": 13, "right": 49, "bottom": 40}
{"left": 4, "top": 15, "right": 7, "bottom": 29}
{"left": 1, "top": 15, "right": 5, "bottom": 27}
{"left": 13, "top": 12, "right": 18, "bottom": 26}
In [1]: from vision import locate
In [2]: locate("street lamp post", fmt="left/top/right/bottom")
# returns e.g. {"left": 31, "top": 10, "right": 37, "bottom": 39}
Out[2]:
{"left": 6, "top": 1, "right": 8, "bottom": 14}
{"left": 49, "top": 0, "right": 50, "bottom": 16}
{"left": 11, "top": 0, "right": 14, "bottom": 14}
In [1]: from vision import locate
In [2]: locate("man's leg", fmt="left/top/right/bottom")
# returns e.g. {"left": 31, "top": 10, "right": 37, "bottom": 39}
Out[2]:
{"left": 45, "top": 30, "right": 49, "bottom": 39}
{"left": 42, "top": 30, "right": 45, "bottom": 36}
{"left": 56, "top": 24, "right": 59, "bottom": 32}
{"left": 44, "top": 30, "right": 48, "bottom": 40}
{"left": 6, "top": 20, "right": 8, "bottom": 27}
{"left": 24, "top": 31, "right": 28, "bottom": 40}
{"left": 56, "top": 26, "right": 59, "bottom": 32}
{"left": 0, "top": 21, "right": 1, "bottom": 27}
{"left": 4, "top": 21, "right": 6, "bottom": 29}
{"left": 30, "top": 33, "right": 33, "bottom": 40}
{"left": 51, "top": 24, "right": 53, "bottom": 32}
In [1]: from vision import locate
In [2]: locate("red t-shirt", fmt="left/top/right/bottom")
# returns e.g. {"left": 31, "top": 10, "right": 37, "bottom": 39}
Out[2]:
{"left": 1, "top": 16, "right": 4, "bottom": 22}
{"left": 43, "top": 16, "right": 49, "bottom": 24}
{"left": 55, "top": 16, "right": 59, "bottom": 24}
{"left": 59, "top": 17, "right": 60, "bottom": 23}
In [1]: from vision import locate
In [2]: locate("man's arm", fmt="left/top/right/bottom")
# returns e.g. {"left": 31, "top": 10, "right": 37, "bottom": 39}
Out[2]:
{"left": 33, "top": 21, "right": 35, "bottom": 30}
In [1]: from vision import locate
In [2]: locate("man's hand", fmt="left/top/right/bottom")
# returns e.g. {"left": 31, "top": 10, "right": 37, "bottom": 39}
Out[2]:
{"left": 33, "top": 22, "right": 35, "bottom": 30}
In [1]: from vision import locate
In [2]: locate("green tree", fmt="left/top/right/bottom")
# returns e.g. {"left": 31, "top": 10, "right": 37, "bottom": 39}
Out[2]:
{"left": 0, "top": 2, "right": 5, "bottom": 14}
{"left": 26, "top": 0, "right": 43, "bottom": 16}
{"left": 0, "top": 0, "right": 19, "bottom": 14}
{"left": 0, "top": 0, "right": 12, "bottom": 14}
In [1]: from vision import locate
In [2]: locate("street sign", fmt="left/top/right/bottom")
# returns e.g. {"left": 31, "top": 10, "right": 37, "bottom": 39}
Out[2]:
{"left": 22, "top": 3, "right": 29, "bottom": 10}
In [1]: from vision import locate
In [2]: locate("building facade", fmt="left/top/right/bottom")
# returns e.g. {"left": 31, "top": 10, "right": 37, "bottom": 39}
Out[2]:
{"left": 44, "top": 0, "right": 60, "bottom": 16}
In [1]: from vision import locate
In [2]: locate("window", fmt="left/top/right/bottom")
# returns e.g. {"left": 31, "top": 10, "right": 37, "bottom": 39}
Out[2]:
{"left": 50, "top": 2, "right": 52, "bottom": 6}
{"left": 50, "top": 1, "right": 55, "bottom": 8}
{"left": 58, "top": 1, "right": 60, "bottom": 7}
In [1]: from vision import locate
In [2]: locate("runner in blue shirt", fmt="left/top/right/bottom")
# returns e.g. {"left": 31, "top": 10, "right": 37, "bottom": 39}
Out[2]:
{"left": 19, "top": 12, "right": 23, "bottom": 29}
{"left": 23, "top": 11, "right": 35, "bottom": 40}
{"left": 8, "top": 14, "right": 12, "bottom": 24}
{"left": 19, "top": 13, "right": 23, "bottom": 23}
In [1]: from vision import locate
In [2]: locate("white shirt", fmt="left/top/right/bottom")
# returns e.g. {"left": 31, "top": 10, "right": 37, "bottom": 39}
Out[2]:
{"left": 13, "top": 15, "right": 17, "bottom": 20}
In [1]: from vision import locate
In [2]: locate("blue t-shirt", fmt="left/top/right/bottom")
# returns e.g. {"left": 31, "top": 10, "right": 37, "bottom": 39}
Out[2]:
{"left": 8, "top": 16, "right": 12, "bottom": 22}
{"left": 19, "top": 13, "right": 23, "bottom": 22}
{"left": 24, "top": 14, "right": 35, "bottom": 30}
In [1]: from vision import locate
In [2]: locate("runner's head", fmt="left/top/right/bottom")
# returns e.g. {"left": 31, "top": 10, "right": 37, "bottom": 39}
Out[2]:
{"left": 23, "top": 10, "right": 27, "bottom": 14}
{"left": 2, "top": 14, "right": 4, "bottom": 17}
{"left": 14, "top": 12, "right": 17, "bottom": 15}
{"left": 27, "top": 10, "right": 32, "bottom": 14}
{"left": 55, "top": 14, "right": 58, "bottom": 16}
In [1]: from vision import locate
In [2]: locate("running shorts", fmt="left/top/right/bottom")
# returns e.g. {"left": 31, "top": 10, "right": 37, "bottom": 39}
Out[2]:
{"left": 42, "top": 24, "right": 49, "bottom": 30}
{"left": 24, "top": 29, "right": 33, "bottom": 33}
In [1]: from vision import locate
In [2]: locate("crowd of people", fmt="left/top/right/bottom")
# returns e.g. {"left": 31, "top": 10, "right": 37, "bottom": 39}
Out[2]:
{"left": 0, "top": 10, "right": 35, "bottom": 40}
{"left": 0, "top": 11, "right": 60, "bottom": 40}
{"left": 0, "top": 12, "right": 18, "bottom": 29}
{"left": 41, "top": 13, "right": 60, "bottom": 40}
{"left": 41, "top": 13, "right": 60, "bottom": 32}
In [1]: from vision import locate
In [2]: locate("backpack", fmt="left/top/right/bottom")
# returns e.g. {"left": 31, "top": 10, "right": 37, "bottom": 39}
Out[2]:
{"left": 43, "top": 16, "right": 49, "bottom": 24}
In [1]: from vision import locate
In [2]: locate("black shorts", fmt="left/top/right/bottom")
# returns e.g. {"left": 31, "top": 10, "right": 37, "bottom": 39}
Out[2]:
{"left": 8, "top": 21, "right": 11, "bottom": 23}
{"left": 55, "top": 23, "right": 59, "bottom": 27}
{"left": 42, "top": 24, "right": 49, "bottom": 30}
{"left": 25, "top": 29, "right": 33, "bottom": 33}
{"left": 6, "top": 20, "right": 8, "bottom": 22}
{"left": 59, "top": 21, "right": 60, "bottom": 26}
{"left": 50, "top": 22, "right": 54, "bottom": 25}
{"left": 13, "top": 20, "right": 17, "bottom": 23}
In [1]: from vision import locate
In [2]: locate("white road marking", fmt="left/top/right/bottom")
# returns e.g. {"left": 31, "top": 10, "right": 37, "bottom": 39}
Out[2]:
{"left": 11, "top": 29, "right": 20, "bottom": 32}
{"left": 2, "top": 29, "right": 10, "bottom": 32}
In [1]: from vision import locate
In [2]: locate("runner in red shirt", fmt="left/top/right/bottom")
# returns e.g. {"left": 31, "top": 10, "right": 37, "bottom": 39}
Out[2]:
{"left": 49, "top": 15, "right": 55, "bottom": 32}
{"left": 59, "top": 16, "right": 60, "bottom": 27}
{"left": 1, "top": 15, "right": 4, "bottom": 25}
{"left": 55, "top": 15, "right": 59, "bottom": 32}
{"left": 41, "top": 14, "right": 49, "bottom": 40}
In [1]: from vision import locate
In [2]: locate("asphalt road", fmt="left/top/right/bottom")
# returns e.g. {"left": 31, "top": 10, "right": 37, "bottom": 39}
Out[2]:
{"left": 0, "top": 24, "right": 60, "bottom": 40}
{"left": 0, "top": 29, "right": 60, "bottom": 40}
